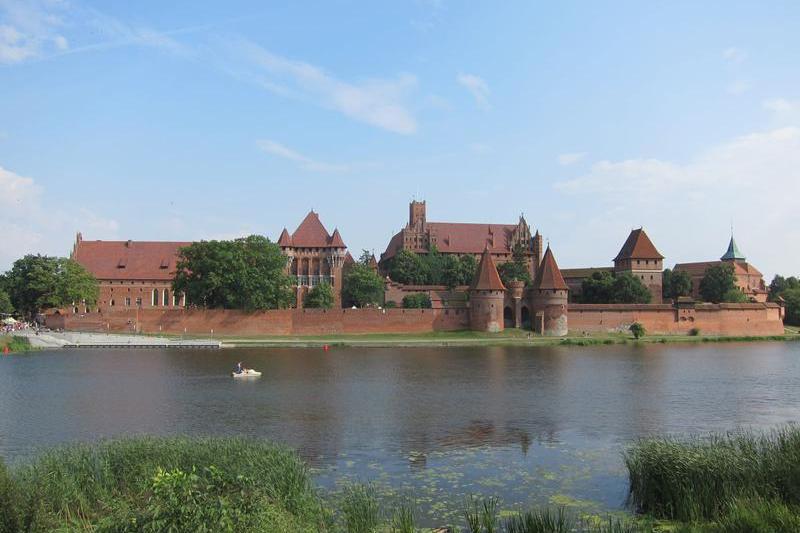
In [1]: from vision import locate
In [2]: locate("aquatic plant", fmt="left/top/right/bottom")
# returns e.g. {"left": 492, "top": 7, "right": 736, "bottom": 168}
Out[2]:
{"left": 339, "top": 483, "right": 382, "bottom": 533}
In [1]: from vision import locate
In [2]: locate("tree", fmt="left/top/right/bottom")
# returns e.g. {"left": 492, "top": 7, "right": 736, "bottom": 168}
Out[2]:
{"left": 782, "top": 288, "right": 800, "bottom": 326}
{"left": 497, "top": 242, "right": 532, "bottom": 287}
{"left": 581, "top": 271, "right": 614, "bottom": 303}
{"left": 458, "top": 255, "right": 477, "bottom": 286}
{"left": 303, "top": 282, "right": 334, "bottom": 309}
{"left": 580, "top": 270, "right": 651, "bottom": 304}
{"left": 630, "top": 322, "right": 646, "bottom": 339}
{"left": 612, "top": 273, "right": 652, "bottom": 304}
{"left": 769, "top": 275, "right": 800, "bottom": 302}
{"left": 699, "top": 264, "right": 737, "bottom": 303}
{"left": 172, "top": 235, "right": 293, "bottom": 311}
{"left": 723, "top": 288, "right": 748, "bottom": 303}
{"left": 402, "top": 293, "right": 432, "bottom": 308}
{"left": 0, "top": 289, "right": 13, "bottom": 315}
{"left": 342, "top": 255, "right": 384, "bottom": 308}
{"left": 387, "top": 250, "right": 429, "bottom": 285}
{"left": 662, "top": 268, "right": 692, "bottom": 301}
{"left": 4, "top": 255, "right": 98, "bottom": 318}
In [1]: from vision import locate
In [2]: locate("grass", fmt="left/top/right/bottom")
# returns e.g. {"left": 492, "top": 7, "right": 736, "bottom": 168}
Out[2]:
{"left": 625, "top": 426, "right": 800, "bottom": 523}
{"left": 0, "top": 336, "right": 33, "bottom": 353}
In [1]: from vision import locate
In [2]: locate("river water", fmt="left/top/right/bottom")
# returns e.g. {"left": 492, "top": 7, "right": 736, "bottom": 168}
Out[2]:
{"left": 1, "top": 342, "right": 799, "bottom": 523}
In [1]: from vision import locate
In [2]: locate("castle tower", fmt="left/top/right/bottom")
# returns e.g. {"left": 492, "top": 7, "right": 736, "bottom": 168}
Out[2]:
{"left": 532, "top": 230, "right": 543, "bottom": 273}
{"left": 409, "top": 200, "right": 426, "bottom": 229}
{"left": 720, "top": 235, "right": 745, "bottom": 262}
{"left": 613, "top": 228, "right": 664, "bottom": 304}
{"left": 530, "top": 245, "right": 569, "bottom": 336}
{"left": 469, "top": 247, "right": 507, "bottom": 333}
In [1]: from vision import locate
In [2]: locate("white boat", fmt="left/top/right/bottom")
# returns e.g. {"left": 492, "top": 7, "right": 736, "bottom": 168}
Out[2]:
{"left": 231, "top": 369, "right": 262, "bottom": 378}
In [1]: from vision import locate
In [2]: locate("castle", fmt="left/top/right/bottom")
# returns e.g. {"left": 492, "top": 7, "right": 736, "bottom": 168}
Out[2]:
{"left": 63, "top": 200, "right": 783, "bottom": 338}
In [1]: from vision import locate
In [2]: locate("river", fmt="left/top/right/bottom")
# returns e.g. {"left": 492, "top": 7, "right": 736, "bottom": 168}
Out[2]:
{"left": 1, "top": 342, "right": 799, "bottom": 523}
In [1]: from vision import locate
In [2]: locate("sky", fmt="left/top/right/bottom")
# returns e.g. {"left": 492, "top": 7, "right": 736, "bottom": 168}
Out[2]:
{"left": 1, "top": 0, "right": 799, "bottom": 279}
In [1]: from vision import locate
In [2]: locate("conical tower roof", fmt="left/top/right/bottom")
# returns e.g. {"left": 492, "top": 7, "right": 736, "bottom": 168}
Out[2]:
{"left": 720, "top": 236, "right": 745, "bottom": 261}
{"left": 277, "top": 228, "right": 292, "bottom": 247}
{"left": 534, "top": 246, "right": 568, "bottom": 290}
{"left": 470, "top": 248, "right": 506, "bottom": 291}
{"left": 614, "top": 228, "right": 663, "bottom": 261}
{"left": 329, "top": 228, "right": 346, "bottom": 248}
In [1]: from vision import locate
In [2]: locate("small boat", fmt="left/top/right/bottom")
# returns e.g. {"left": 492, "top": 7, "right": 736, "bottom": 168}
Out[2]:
{"left": 231, "top": 369, "right": 262, "bottom": 378}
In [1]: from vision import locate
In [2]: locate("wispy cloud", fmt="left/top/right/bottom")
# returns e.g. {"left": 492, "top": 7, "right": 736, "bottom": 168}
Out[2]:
{"left": 457, "top": 73, "right": 490, "bottom": 109}
{"left": 235, "top": 40, "right": 418, "bottom": 134}
{"left": 0, "top": 0, "right": 69, "bottom": 64}
{"left": 557, "top": 152, "right": 586, "bottom": 166}
{"left": 257, "top": 140, "right": 351, "bottom": 172}
{"left": 555, "top": 126, "right": 800, "bottom": 277}
{"left": 723, "top": 46, "right": 747, "bottom": 64}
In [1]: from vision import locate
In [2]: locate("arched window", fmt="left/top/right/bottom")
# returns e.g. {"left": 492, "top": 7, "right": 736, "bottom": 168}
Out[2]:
{"left": 152, "top": 288, "right": 159, "bottom": 306}
{"left": 110, "top": 299, "right": 115, "bottom": 307}
{"left": 163, "top": 289, "right": 170, "bottom": 306}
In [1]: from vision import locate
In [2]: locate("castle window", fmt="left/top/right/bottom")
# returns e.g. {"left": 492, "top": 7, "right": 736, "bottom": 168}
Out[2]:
{"left": 135, "top": 297, "right": 142, "bottom": 306}
{"left": 125, "top": 297, "right": 131, "bottom": 307}
{"left": 152, "top": 289, "right": 159, "bottom": 306}
{"left": 163, "top": 289, "right": 170, "bottom": 306}
{"left": 110, "top": 299, "right": 115, "bottom": 306}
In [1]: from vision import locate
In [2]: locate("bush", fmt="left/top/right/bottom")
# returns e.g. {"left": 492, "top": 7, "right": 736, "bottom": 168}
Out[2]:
{"left": 629, "top": 322, "right": 645, "bottom": 339}
{"left": 402, "top": 293, "right": 432, "bottom": 309}
{"left": 383, "top": 300, "right": 398, "bottom": 309}
{"left": 339, "top": 484, "right": 381, "bottom": 533}
{"left": 688, "top": 327, "right": 701, "bottom": 336}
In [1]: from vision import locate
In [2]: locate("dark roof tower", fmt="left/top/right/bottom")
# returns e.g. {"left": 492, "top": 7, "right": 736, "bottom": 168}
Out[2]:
{"left": 614, "top": 228, "right": 664, "bottom": 261}
{"left": 720, "top": 235, "right": 746, "bottom": 261}
{"left": 534, "top": 246, "right": 568, "bottom": 290}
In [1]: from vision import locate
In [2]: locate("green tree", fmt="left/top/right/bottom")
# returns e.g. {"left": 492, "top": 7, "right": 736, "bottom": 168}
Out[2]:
{"left": 782, "top": 288, "right": 800, "bottom": 326}
{"left": 173, "top": 235, "right": 293, "bottom": 311}
{"left": 387, "top": 250, "right": 429, "bottom": 285}
{"left": 458, "top": 255, "right": 478, "bottom": 286}
{"left": 699, "top": 264, "right": 738, "bottom": 303}
{"left": 303, "top": 282, "right": 334, "bottom": 309}
{"left": 425, "top": 245, "right": 445, "bottom": 285}
{"left": 612, "top": 273, "right": 652, "bottom": 304}
{"left": 630, "top": 322, "right": 646, "bottom": 339}
{"left": 662, "top": 268, "right": 692, "bottom": 301}
{"left": 342, "top": 255, "right": 384, "bottom": 308}
{"left": 722, "top": 288, "right": 749, "bottom": 303}
{"left": 580, "top": 271, "right": 614, "bottom": 303}
{"left": 4, "top": 255, "right": 98, "bottom": 318}
{"left": 402, "top": 293, "right": 432, "bottom": 308}
{"left": 497, "top": 242, "right": 532, "bottom": 287}
{"left": 0, "top": 289, "right": 12, "bottom": 315}
{"left": 769, "top": 275, "right": 800, "bottom": 302}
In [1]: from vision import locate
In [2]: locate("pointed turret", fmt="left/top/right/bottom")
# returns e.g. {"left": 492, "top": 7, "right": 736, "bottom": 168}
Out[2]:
{"left": 329, "top": 228, "right": 346, "bottom": 248}
{"left": 720, "top": 236, "right": 745, "bottom": 262}
{"left": 277, "top": 228, "right": 292, "bottom": 247}
{"left": 534, "top": 246, "right": 568, "bottom": 290}
{"left": 470, "top": 247, "right": 506, "bottom": 291}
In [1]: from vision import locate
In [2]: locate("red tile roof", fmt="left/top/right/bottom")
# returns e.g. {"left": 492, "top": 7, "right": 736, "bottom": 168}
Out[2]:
{"left": 674, "top": 260, "right": 763, "bottom": 278}
{"left": 470, "top": 248, "right": 506, "bottom": 291}
{"left": 277, "top": 228, "right": 292, "bottom": 246}
{"left": 614, "top": 228, "right": 663, "bottom": 261}
{"left": 283, "top": 211, "right": 346, "bottom": 248}
{"left": 72, "top": 239, "right": 190, "bottom": 281}
{"left": 381, "top": 222, "right": 523, "bottom": 261}
{"left": 534, "top": 246, "right": 568, "bottom": 290}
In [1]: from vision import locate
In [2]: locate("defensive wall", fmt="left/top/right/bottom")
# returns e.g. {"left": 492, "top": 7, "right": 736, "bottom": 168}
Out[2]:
{"left": 49, "top": 307, "right": 470, "bottom": 336}
{"left": 47, "top": 301, "right": 785, "bottom": 337}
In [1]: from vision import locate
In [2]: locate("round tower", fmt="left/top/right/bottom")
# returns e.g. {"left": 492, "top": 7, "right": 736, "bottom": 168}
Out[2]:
{"left": 469, "top": 248, "right": 507, "bottom": 333}
{"left": 530, "top": 246, "right": 569, "bottom": 336}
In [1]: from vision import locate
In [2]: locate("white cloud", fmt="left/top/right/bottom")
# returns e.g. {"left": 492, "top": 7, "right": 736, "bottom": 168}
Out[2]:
{"left": 457, "top": 73, "right": 490, "bottom": 109}
{"left": 557, "top": 152, "right": 586, "bottom": 166}
{"left": 0, "top": 0, "right": 69, "bottom": 64}
{"left": 763, "top": 98, "right": 800, "bottom": 124}
{"left": 723, "top": 47, "right": 747, "bottom": 64}
{"left": 0, "top": 165, "right": 119, "bottom": 269}
{"left": 257, "top": 139, "right": 351, "bottom": 173}
{"left": 555, "top": 127, "right": 800, "bottom": 278}
{"left": 236, "top": 40, "right": 417, "bottom": 134}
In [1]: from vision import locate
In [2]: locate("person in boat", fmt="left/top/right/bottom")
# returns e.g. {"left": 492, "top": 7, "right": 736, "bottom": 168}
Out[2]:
{"left": 234, "top": 361, "right": 244, "bottom": 374}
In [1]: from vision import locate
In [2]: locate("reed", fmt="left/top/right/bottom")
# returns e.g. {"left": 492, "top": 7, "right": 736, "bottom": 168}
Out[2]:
{"left": 624, "top": 426, "right": 800, "bottom": 522}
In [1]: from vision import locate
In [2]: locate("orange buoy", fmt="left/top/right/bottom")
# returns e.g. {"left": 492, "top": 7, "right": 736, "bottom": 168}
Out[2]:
{"left": 323, "top": 344, "right": 329, "bottom": 352}
{"left": 2, "top": 345, "right": 9, "bottom": 355}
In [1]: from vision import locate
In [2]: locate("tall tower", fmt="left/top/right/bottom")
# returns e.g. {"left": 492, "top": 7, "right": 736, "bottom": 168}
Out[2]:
{"left": 613, "top": 228, "right": 664, "bottom": 304}
{"left": 530, "top": 246, "right": 569, "bottom": 336}
{"left": 469, "top": 248, "right": 507, "bottom": 333}
{"left": 409, "top": 200, "right": 426, "bottom": 229}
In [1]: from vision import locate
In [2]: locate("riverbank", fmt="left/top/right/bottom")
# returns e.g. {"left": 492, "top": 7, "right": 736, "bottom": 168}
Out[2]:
{"left": 3, "top": 429, "right": 800, "bottom": 532}
{"left": 0, "top": 335, "right": 32, "bottom": 353}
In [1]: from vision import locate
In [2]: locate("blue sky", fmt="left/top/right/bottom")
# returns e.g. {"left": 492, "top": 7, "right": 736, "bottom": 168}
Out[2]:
{"left": 1, "top": 1, "right": 799, "bottom": 278}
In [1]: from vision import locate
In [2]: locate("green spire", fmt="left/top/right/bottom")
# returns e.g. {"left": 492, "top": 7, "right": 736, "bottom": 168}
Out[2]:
{"left": 720, "top": 236, "right": 745, "bottom": 261}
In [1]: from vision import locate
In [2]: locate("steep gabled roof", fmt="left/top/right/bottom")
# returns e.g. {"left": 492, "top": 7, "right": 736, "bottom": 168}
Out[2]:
{"left": 286, "top": 211, "right": 346, "bottom": 248}
{"left": 614, "top": 228, "right": 663, "bottom": 261}
{"left": 721, "top": 236, "right": 746, "bottom": 261}
{"left": 71, "top": 239, "right": 190, "bottom": 281}
{"left": 534, "top": 246, "right": 568, "bottom": 290}
{"left": 470, "top": 248, "right": 506, "bottom": 291}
